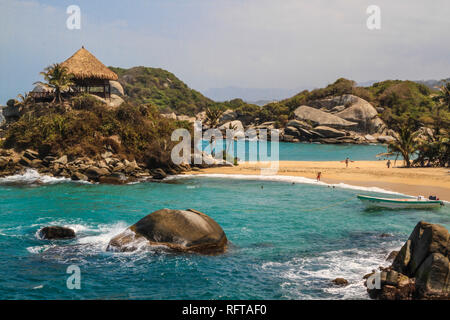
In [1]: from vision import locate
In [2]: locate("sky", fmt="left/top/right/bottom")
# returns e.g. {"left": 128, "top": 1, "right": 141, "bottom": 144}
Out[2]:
{"left": 0, "top": 0, "right": 449, "bottom": 104}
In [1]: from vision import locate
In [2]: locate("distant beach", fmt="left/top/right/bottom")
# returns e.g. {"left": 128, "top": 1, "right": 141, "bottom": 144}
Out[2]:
{"left": 187, "top": 161, "right": 450, "bottom": 201}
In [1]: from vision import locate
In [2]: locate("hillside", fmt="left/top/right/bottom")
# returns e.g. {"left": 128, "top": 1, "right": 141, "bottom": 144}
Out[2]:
{"left": 276, "top": 78, "right": 443, "bottom": 129}
{"left": 0, "top": 95, "right": 194, "bottom": 182}
{"left": 109, "top": 66, "right": 215, "bottom": 116}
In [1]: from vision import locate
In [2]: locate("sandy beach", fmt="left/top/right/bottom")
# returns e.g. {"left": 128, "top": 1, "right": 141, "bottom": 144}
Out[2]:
{"left": 187, "top": 161, "right": 450, "bottom": 201}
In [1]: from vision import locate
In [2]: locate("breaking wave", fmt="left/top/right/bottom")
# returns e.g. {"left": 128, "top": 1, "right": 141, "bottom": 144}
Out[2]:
{"left": 169, "top": 173, "right": 405, "bottom": 196}
{"left": 0, "top": 169, "right": 72, "bottom": 185}
{"left": 261, "top": 243, "right": 403, "bottom": 299}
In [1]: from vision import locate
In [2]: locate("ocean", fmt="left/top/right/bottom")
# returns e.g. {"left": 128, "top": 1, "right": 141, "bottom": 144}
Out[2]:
{"left": 0, "top": 143, "right": 448, "bottom": 299}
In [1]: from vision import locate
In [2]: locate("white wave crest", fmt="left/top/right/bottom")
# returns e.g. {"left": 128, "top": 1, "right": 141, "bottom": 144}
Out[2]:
{"left": 169, "top": 173, "right": 404, "bottom": 195}
{"left": 261, "top": 243, "right": 403, "bottom": 300}
{"left": 76, "top": 221, "right": 129, "bottom": 250}
{"left": 0, "top": 169, "right": 71, "bottom": 185}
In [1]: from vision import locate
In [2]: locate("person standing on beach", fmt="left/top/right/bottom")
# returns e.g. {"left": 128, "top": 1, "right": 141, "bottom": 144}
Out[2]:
{"left": 343, "top": 157, "right": 353, "bottom": 168}
{"left": 316, "top": 172, "right": 321, "bottom": 182}
{"left": 387, "top": 159, "right": 391, "bottom": 168}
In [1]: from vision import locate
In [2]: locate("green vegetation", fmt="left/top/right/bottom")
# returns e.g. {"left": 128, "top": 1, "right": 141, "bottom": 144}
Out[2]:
{"left": 204, "top": 106, "right": 225, "bottom": 128}
{"left": 109, "top": 66, "right": 216, "bottom": 115}
{"left": 387, "top": 124, "right": 419, "bottom": 168}
{"left": 3, "top": 94, "right": 191, "bottom": 169}
{"left": 34, "top": 64, "right": 74, "bottom": 103}
{"left": 3, "top": 61, "right": 448, "bottom": 168}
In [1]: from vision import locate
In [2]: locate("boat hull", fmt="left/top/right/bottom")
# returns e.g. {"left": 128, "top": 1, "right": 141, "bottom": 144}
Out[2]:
{"left": 357, "top": 195, "right": 443, "bottom": 209}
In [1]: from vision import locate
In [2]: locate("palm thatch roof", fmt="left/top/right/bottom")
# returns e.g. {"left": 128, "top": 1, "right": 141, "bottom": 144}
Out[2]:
{"left": 61, "top": 47, "right": 118, "bottom": 81}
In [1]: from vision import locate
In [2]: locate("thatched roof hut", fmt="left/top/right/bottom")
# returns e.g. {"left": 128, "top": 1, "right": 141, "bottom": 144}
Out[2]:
{"left": 60, "top": 46, "right": 118, "bottom": 99}
{"left": 61, "top": 46, "right": 118, "bottom": 81}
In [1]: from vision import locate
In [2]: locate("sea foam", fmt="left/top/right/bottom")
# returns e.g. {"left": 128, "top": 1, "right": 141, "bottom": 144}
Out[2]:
{"left": 261, "top": 242, "right": 403, "bottom": 299}
{"left": 0, "top": 169, "right": 72, "bottom": 185}
{"left": 169, "top": 173, "right": 405, "bottom": 196}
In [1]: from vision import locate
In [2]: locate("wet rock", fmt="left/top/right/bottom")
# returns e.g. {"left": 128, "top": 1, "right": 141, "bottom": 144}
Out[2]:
{"left": 71, "top": 171, "right": 88, "bottom": 181}
{"left": 107, "top": 208, "right": 228, "bottom": 254}
{"left": 151, "top": 168, "right": 167, "bottom": 180}
{"left": 379, "top": 233, "right": 392, "bottom": 238}
{"left": 39, "top": 226, "right": 75, "bottom": 240}
{"left": 332, "top": 278, "right": 349, "bottom": 286}
{"left": 98, "top": 173, "right": 127, "bottom": 184}
{"left": 387, "top": 251, "right": 399, "bottom": 261}
{"left": 85, "top": 166, "right": 110, "bottom": 180}
{"left": 367, "top": 221, "right": 450, "bottom": 300}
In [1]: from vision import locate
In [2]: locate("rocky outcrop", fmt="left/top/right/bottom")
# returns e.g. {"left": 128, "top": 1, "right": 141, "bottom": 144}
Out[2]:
{"left": 366, "top": 221, "right": 450, "bottom": 300}
{"left": 293, "top": 105, "right": 358, "bottom": 129}
{"left": 313, "top": 126, "right": 347, "bottom": 138}
{"left": 219, "top": 120, "right": 245, "bottom": 139}
{"left": 39, "top": 226, "right": 75, "bottom": 240}
{"left": 91, "top": 94, "right": 124, "bottom": 108}
{"left": 281, "top": 94, "right": 393, "bottom": 144}
{"left": 176, "top": 115, "right": 196, "bottom": 123}
{"left": 107, "top": 208, "right": 228, "bottom": 254}
{"left": 334, "top": 96, "right": 382, "bottom": 133}
{"left": 219, "top": 109, "right": 238, "bottom": 124}
{"left": 308, "top": 94, "right": 358, "bottom": 110}
{"left": 109, "top": 81, "right": 125, "bottom": 96}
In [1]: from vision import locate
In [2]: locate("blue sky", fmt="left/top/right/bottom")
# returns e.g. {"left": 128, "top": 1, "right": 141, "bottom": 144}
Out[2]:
{"left": 1, "top": 0, "right": 449, "bottom": 104}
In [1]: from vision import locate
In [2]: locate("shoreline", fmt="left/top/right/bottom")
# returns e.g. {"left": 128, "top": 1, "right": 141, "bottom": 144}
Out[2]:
{"left": 185, "top": 161, "right": 450, "bottom": 201}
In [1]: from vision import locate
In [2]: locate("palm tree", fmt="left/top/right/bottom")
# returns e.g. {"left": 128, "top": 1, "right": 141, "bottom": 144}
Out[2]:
{"left": 388, "top": 125, "right": 419, "bottom": 168}
{"left": 16, "top": 92, "right": 33, "bottom": 105}
{"left": 204, "top": 107, "right": 224, "bottom": 128}
{"left": 34, "top": 64, "right": 74, "bottom": 103}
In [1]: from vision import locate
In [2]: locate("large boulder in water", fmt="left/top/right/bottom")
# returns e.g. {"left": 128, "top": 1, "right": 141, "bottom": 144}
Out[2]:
{"left": 107, "top": 209, "right": 228, "bottom": 254}
{"left": 39, "top": 226, "right": 75, "bottom": 240}
{"left": 366, "top": 221, "right": 450, "bottom": 300}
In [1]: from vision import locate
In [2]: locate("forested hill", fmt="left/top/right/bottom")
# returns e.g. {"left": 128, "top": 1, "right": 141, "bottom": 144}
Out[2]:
{"left": 109, "top": 66, "right": 448, "bottom": 132}
{"left": 109, "top": 66, "right": 215, "bottom": 116}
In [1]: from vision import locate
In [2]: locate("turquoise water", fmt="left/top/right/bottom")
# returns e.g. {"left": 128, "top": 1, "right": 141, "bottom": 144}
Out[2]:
{"left": 202, "top": 141, "right": 392, "bottom": 161}
{"left": 0, "top": 172, "right": 448, "bottom": 300}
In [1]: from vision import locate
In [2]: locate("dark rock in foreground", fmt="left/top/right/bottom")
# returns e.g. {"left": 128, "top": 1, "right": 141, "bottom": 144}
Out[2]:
{"left": 39, "top": 226, "right": 76, "bottom": 240}
{"left": 107, "top": 208, "right": 228, "bottom": 254}
{"left": 365, "top": 221, "right": 450, "bottom": 300}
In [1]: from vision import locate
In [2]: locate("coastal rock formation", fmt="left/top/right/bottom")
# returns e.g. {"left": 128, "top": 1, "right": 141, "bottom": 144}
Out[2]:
{"left": 313, "top": 126, "right": 347, "bottom": 138}
{"left": 308, "top": 94, "right": 358, "bottom": 110}
{"left": 109, "top": 80, "right": 124, "bottom": 96}
{"left": 219, "top": 109, "right": 238, "bottom": 124}
{"left": 219, "top": 120, "right": 245, "bottom": 139}
{"left": 280, "top": 94, "right": 393, "bottom": 144}
{"left": 293, "top": 105, "right": 358, "bottom": 129}
{"left": 39, "top": 226, "right": 75, "bottom": 240}
{"left": 334, "top": 96, "right": 381, "bottom": 133}
{"left": 365, "top": 221, "right": 450, "bottom": 300}
{"left": 107, "top": 208, "right": 228, "bottom": 254}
